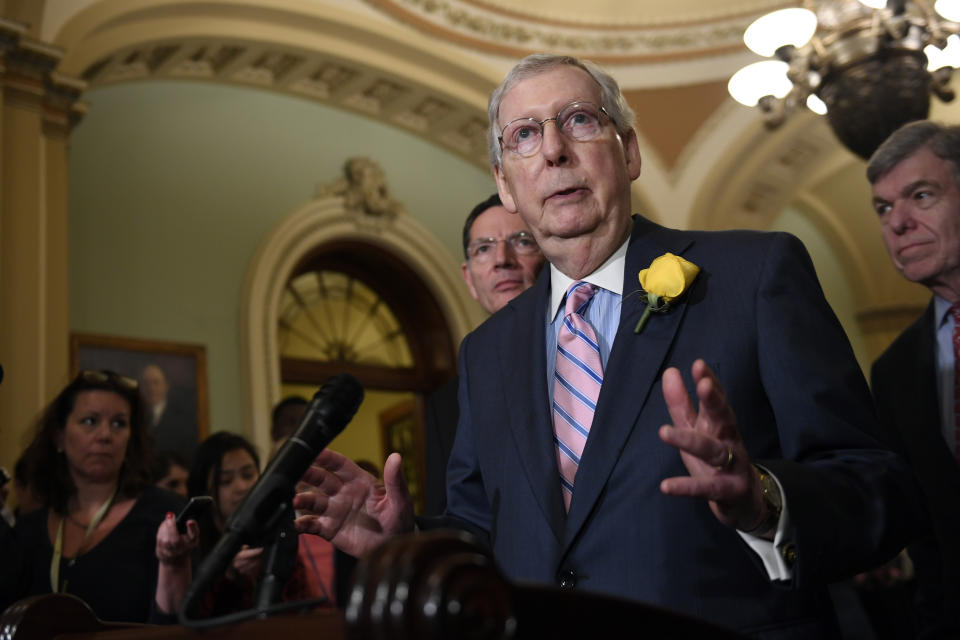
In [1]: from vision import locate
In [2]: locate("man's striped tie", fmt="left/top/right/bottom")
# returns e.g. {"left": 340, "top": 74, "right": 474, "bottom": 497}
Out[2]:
{"left": 553, "top": 281, "right": 603, "bottom": 511}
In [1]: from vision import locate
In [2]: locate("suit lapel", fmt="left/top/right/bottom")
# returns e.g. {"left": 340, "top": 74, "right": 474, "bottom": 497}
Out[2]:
{"left": 909, "top": 302, "right": 960, "bottom": 473}
{"left": 564, "top": 217, "right": 695, "bottom": 544}
{"left": 500, "top": 269, "right": 567, "bottom": 544}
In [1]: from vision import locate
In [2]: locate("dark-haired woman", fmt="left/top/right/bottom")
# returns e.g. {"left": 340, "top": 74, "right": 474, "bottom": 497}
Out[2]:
{"left": 155, "top": 431, "right": 328, "bottom": 617}
{"left": 0, "top": 370, "right": 187, "bottom": 623}
{"left": 151, "top": 450, "right": 190, "bottom": 498}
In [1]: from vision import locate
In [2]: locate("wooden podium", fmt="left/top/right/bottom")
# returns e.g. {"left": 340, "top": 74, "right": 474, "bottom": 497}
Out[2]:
{"left": 2, "top": 531, "right": 749, "bottom": 640}
{"left": 0, "top": 594, "right": 345, "bottom": 640}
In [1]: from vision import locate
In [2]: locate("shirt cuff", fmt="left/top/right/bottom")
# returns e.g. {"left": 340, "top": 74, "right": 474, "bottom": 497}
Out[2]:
{"left": 736, "top": 470, "right": 793, "bottom": 582}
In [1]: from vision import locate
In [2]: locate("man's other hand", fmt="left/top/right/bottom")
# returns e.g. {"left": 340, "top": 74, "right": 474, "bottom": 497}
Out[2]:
{"left": 293, "top": 450, "right": 415, "bottom": 557}
{"left": 658, "top": 359, "right": 770, "bottom": 538}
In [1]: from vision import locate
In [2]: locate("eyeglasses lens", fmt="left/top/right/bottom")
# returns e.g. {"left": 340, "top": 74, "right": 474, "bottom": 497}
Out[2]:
{"left": 500, "top": 102, "right": 605, "bottom": 157}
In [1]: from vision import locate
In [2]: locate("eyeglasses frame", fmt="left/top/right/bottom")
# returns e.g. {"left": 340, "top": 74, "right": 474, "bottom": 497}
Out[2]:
{"left": 467, "top": 230, "right": 540, "bottom": 263}
{"left": 497, "top": 101, "right": 612, "bottom": 158}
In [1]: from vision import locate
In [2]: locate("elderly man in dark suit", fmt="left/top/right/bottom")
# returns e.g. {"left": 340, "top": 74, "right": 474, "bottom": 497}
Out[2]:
{"left": 294, "top": 54, "right": 919, "bottom": 638}
{"left": 867, "top": 120, "right": 960, "bottom": 639}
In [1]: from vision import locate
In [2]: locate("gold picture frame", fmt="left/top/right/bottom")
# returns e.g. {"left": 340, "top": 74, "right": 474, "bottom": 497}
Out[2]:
{"left": 70, "top": 333, "right": 209, "bottom": 462}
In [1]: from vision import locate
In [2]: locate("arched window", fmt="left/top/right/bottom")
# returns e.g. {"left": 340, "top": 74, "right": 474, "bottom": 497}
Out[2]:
{"left": 278, "top": 241, "right": 456, "bottom": 392}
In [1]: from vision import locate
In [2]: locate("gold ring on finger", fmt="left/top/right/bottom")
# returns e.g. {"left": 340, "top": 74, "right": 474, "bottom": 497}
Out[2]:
{"left": 716, "top": 446, "right": 734, "bottom": 471}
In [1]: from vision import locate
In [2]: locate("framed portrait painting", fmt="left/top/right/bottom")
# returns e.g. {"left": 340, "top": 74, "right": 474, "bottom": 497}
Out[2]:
{"left": 70, "top": 333, "right": 209, "bottom": 464}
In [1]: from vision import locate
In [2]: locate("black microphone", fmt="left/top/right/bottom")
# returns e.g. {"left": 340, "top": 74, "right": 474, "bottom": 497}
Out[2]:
{"left": 181, "top": 373, "right": 363, "bottom": 621}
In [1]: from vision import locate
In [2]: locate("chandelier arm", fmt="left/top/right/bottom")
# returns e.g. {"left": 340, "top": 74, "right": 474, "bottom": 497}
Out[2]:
{"left": 878, "top": 9, "right": 907, "bottom": 41}
{"left": 808, "top": 33, "right": 828, "bottom": 64}
{"left": 914, "top": 0, "right": 948, "bottom": 43}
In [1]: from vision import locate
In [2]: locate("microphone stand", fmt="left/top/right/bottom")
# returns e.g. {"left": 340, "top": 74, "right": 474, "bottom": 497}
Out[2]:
{"left": 181, "top": 491, "right": 328, "bottom": 629}
{"left": 254, "top": 503, "right": 299, "bottom": 617}
{"left": 179, "top": 373, "right": 363, "bottom": 628}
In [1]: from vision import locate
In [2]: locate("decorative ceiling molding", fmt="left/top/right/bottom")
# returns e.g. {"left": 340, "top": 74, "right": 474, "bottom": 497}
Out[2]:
{"left": 462, "top": 0, "right": 788, "bottom": 28}
{"left": 79, "top": 37, "right": 493, "bottom": 167}
{"left": 688, "top": 112, "right": 841, "bottom": 232}
{"left": 0, "top": 18, "right": 87, "bottom": 135}
{"left": 364, "top": 0, "right": 783, "bottom": 63}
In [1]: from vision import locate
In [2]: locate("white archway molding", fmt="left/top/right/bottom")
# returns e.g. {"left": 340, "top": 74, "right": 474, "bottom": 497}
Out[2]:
{"left": 239, "top": 195, "right": 485, "bottom": 457}
{"left": 685, "top": 110, "right": 835, "bottom": 232}
{"left": 52, "top": 0, "right": 498, "bottom": 94}
{"left": 50, "top": 0, "right": 502, "bottom": 167}
{"left": 789, "top": 192, "right": 877, "bottom": 304}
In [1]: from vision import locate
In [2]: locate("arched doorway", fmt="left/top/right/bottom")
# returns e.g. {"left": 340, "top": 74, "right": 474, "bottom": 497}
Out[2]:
{"left": 240, "top": 160, "right": 486, "bottom": 509}
{"left": 276, "top": 242, "right": 458, "bottom": 510}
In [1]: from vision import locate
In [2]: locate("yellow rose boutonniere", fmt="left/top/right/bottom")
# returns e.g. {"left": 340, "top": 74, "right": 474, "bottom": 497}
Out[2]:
{"left": 634, "top": 253, "right": 700, "bottom": 334}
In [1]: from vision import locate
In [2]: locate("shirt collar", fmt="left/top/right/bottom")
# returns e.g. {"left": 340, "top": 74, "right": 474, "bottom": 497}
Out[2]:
{"left": 549, "top": 237, "right": 629, "bottom": 322}
{"left": 935, "top": 294, "right": 956, "bottom": 328}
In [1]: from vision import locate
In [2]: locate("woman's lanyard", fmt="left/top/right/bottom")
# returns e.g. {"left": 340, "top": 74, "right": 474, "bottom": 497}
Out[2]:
{"left": 50, "top": 488, "right": 117, "bottom": 593}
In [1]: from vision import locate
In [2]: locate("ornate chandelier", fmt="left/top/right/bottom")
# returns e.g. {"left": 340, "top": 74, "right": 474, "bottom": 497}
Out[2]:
{"left": 728, "top": 0, "right": 960, "bottom": 159}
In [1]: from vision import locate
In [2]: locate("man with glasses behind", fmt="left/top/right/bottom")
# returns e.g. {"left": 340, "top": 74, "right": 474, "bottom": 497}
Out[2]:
{"left": 423, "top": 194, "right": 544, "bottom": 516}
{"left": 295, "top": 54, "right": 919, "bottom": 637}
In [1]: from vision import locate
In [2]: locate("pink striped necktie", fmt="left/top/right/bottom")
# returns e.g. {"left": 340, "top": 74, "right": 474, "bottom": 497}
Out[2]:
{"left": 553, "top": 281, "right": 604, "bottom": 511}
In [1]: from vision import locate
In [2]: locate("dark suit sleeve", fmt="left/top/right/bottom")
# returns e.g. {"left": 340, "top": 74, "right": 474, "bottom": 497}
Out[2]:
{"left": 748, "top": 233, "right": 922, "bottom": 586}
{"left": 423, "top": 378, "right": 460, "bottom": 517}
{"left": 870, "top": 312, "right": 960, "bottom": 633}
{"left": 433, "top": 342, "right": 494, "bottom": 545}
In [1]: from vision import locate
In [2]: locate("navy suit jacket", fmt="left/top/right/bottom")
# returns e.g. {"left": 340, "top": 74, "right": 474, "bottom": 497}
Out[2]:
{"left": 423, "top": 376, "right": 460, "bottom": 517}
{"left": 871, "top": 301, "right": 960, "bottom": 636}
{"left": 442, "top": 216, "right": 918, "bottom": 638}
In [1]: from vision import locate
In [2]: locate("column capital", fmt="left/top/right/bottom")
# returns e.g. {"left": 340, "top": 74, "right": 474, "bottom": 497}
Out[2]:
{"left": 0, "top": 18, "right": 87, "bottom": 132}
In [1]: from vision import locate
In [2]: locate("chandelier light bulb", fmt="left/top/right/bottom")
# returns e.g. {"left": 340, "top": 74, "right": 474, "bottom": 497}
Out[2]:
{"left": 935, "top": 0, "right": 960, "bottom": 21}
{"left": 734, "top": 0, "right": 960, "bottom": 159}
{"left": 728, "top": 60, "right": 792, "bottom": 106}
{"left": 743, "top": 8, "right": 818, "bottom": 57}
{"left": 925, "top": 34, "right": 960, "bottom": 69}
{"left": 806, "top": 94, "right": 828, "bottom": 115}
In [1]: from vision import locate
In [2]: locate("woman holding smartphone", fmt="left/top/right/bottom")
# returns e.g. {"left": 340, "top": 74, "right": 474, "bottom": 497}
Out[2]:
{"left": 154, "top": 431, "right": 323, "bottom": 617}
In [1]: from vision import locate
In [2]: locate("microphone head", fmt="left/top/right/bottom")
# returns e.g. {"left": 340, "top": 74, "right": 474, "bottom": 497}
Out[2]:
{"left": 296, "top": 373, "right": 364, "bottom": 451}
{"left": 222, "top": 373, "right": 364, "bottom": 542}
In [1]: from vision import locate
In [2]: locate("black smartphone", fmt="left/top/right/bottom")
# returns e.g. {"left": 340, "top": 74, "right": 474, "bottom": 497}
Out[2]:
{"left": 175, "top": 495, "right": 213, "bottom": 534}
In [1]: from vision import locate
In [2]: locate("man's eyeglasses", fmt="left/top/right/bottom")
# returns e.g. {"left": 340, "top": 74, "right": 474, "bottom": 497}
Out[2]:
{"left": 468, "top": 231, "right": 539, "bottom": 264}
{"left": 78, "top": 369, "right": 139, "bottom": 391}
{"left": 499, "top": 101, "right": 610, "bottom": 158}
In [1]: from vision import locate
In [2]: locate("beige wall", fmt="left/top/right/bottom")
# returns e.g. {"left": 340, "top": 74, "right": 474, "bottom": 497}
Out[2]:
{"left": 52, "top": 79, "right": 494, "bottom": 464}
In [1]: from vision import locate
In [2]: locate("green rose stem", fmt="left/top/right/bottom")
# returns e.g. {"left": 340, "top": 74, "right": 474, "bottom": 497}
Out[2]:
{"left": 634, "top": 293, "right": 663, "bottom": 334}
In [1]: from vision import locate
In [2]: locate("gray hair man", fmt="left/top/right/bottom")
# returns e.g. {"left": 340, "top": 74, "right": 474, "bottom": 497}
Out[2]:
{"left": 295, "top": 54, "right": 918, "bottom": 637}
{"left": 867, "top": 120, "right": 960, "bottom": 637}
